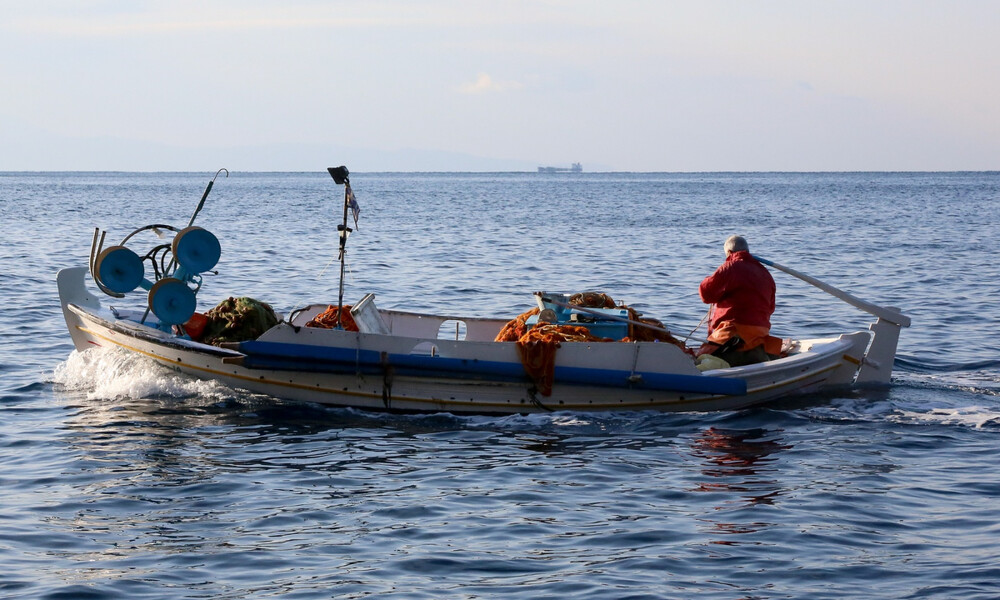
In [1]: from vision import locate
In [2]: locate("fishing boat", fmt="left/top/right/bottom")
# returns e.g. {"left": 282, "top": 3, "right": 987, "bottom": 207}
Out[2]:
{"left": 57, "top": 168, "right": 910, "bottom": 414}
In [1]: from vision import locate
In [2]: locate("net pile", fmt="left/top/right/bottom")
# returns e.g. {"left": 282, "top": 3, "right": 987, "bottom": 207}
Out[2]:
{"left": 199, "top": 297, "right": 279, "bottom": 345}
{"left": 304, "top": 305, "right": 360, "bottom": 332}
{"left": 495, "top": 292, "right": 691, "bottom": 396}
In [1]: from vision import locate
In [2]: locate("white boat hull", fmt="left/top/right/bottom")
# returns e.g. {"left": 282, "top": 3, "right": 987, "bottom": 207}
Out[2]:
{"left": 58, "top": 267, "right": 876, "bottom": 414}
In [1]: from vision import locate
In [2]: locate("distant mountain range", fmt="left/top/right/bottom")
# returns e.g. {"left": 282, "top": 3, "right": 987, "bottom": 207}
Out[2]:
{"left": 1, "top": 118, "right": 602, "bottom": 172}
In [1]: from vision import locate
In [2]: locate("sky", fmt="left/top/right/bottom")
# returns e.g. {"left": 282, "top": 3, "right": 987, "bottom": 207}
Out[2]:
{"left": 1, "top": 0, "right": 998, "bottom": 172}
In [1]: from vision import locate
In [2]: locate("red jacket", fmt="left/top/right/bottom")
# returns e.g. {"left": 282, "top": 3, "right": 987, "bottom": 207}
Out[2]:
{"left": 699, "top": 251, "right": 775, "bottom": 333}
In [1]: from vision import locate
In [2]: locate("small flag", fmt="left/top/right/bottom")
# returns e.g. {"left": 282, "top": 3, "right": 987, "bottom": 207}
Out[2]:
{"left": 346, "top": 182, "right": 360, "bottom": 228}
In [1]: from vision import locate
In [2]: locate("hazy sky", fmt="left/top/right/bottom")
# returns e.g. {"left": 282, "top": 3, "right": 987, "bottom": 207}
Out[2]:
{"left": 2, "top": 1, "right": 998, "bottom": 171}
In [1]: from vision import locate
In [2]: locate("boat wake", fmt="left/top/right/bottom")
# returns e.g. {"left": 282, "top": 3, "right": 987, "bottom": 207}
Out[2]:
{"left": 53, "top": 346, "right": 235, "bottom": 403}
{"left": 789, "top": 374, "right": 1000, "bottom": 430}
{"left": 895, "top": 354, "right": 1000, "bottom": 374}
{"left": 896, "top": 357, "right": 1000, "bottom": 395}
{"left": 890, "top": 403, "right": 1000, "bottom": 429}
{"left": 893, "top": 353, "right": 1000, "bottom": 399}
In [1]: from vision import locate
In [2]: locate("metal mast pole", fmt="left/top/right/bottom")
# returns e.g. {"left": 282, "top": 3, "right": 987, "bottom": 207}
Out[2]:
{"left": 328, "top": 166, "right": 352, "bottom": 329}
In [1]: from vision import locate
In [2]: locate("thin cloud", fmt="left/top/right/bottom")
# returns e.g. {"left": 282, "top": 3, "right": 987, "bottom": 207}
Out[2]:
{"left": 2, "top": 4, "right": 534, "bottom": 37}
{"left": 458, "top": 73, "right": 524, "bottom": 94}
{"left": 4, "top": 16, "right": 392, "bottom": 36}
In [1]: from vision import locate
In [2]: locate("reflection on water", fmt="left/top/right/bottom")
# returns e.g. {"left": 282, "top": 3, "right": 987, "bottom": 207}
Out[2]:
{"left": 690, "top": 427, "right": 791, "bottom": 542}
{"left": 692, "top": 427, "right": 790, "bottom": 480}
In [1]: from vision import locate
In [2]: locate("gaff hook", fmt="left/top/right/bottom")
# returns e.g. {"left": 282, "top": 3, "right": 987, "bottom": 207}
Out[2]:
{"left": 187, "top": 168, "right": 229, "bottom": 228}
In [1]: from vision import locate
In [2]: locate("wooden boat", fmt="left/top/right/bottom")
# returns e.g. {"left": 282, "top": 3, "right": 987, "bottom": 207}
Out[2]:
{"left": 57, "top": 169, "right": 910, "bottom": 414}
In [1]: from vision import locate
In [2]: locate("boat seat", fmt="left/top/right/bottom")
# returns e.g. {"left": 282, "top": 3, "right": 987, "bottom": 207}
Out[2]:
{"left": 350, "top": 293, "right": 391, "bottom": 335}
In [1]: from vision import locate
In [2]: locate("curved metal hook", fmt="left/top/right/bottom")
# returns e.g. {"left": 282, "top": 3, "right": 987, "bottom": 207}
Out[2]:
{"left": 186, "top": 168, "right": 228, "bottom": 229}
{"left": 212, "top": 168, "right": 229, "bottom": 183}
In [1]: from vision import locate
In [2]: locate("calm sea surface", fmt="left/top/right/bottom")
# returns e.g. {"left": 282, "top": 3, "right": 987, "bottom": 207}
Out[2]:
{"left": 1, "top": 171, "right": 999, "bottom": 599}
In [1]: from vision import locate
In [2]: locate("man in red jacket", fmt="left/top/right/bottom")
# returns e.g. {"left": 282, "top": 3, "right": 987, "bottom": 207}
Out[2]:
{"left": 698, "top": 235, "right": 780, "bottom": 365}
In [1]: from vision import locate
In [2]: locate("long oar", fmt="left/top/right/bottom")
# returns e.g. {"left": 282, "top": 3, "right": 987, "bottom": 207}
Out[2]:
{"left": 753, "top": 255, "right": 910, "bottom": 327}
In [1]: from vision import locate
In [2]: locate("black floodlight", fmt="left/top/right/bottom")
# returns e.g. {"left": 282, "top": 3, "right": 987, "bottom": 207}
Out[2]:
{"left": 328, "top": 166, "right": 349, "bottom": 185}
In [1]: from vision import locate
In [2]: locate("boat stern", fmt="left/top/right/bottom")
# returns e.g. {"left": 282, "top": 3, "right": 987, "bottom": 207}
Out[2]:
{"left": 855, "top": 311, "right": 910, "bottom": 385}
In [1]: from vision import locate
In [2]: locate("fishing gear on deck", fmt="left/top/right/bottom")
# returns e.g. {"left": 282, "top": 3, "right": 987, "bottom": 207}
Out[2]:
{"left": 88, "top": 169, "right": 227, "bottom": 331}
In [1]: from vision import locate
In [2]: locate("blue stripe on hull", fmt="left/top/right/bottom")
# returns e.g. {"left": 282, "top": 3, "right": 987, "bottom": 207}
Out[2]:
{"left": 236, "top": 340, "right": 747, "bottom": 396}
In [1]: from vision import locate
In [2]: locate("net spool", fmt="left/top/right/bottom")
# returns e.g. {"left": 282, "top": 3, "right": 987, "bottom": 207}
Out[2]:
{"left": 172, "top": 226, "right": 221, "bottom": 274}
{"left": 147, "top": 277, "right": 197, "bottom": 326}
{"left": 94, "top": 245, "right": 144, "bottom": 294}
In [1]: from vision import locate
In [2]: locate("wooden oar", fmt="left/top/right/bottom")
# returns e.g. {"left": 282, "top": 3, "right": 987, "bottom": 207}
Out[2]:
{"left": 753, "top": 255, "right": 910, "bottom": 327}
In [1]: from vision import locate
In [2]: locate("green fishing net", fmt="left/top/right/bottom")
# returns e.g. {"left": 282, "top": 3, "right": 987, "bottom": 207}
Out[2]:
{"left": 201, "top": 296, "right": 278, "bottom": 345}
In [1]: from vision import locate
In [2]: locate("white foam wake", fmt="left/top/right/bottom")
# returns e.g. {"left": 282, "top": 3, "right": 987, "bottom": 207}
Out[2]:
{"left": 890, "top": 405, "right": 1000, "bottom": 429}
{"left": 53, "top": 346, "right": 232, "bottom": 402}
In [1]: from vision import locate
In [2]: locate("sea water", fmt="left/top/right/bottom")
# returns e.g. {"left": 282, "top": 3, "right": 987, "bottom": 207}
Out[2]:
{"left": 1, "top": 171, "right": 999, "bottom": 599}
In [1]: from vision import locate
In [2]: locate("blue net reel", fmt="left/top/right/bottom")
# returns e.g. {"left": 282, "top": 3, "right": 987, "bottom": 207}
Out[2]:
{"left": 90, "top": 225, "right": 221, "bottom": 332}
{"left": 94, "top": 245, "right": 144, "bottom": 294}
{"left": 147, "top": 278, "right": 198, "bottom": 326}
{"left": 172, "top": 226, "right": 221, "bottom": 274}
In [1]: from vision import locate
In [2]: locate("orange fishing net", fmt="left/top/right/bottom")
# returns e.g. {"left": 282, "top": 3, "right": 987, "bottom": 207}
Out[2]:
{"left": 516, "top": 324, "right": 608, "bottom": 396}
{"left": 305, "top": 304, "right": 360, "bottom": 332}
{"left": 495, "top": 292, "right": 691, "bottom": 396}
{"left": 494, "top": 307, "right": 540, "bottom": 343}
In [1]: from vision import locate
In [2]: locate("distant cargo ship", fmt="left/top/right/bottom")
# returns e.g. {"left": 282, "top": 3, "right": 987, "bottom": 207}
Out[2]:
{"left": 537, "top": 162, "right": 582, "bottom": 173}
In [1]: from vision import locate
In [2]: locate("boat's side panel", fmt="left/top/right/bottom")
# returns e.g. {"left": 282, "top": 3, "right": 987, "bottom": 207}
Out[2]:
{"left": 59, "top": 267, "right": 870, "bottom": 414}
{"left": 63, "top": 303, "right": 865, "bottom": 414}
{"left": 378, "top": 310, "right": 507, "bottom": 341}
{"left": 722, "top": 334, "right": 869, "bottom": 400}
{"left": 257, "top": 320, "right": 703, "bottom": 376}
{"left": 288, "top": 304, "right": 509, "bottom": 342}
{"left": 244, "top": 323, "right": 744, "bottom": 396}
